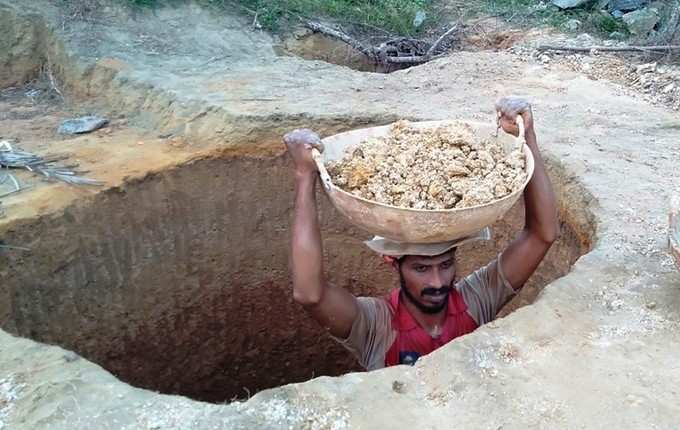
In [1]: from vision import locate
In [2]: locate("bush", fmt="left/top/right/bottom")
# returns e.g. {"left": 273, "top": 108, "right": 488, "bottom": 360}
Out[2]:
{"left": 236, "top": 0, "right": 433, "bottom": 34}
{"left": 475, "top": 0, "right": 629, "bottom": 38}
{"left": 122, "top": 0, "right": 433, "bottom": 34}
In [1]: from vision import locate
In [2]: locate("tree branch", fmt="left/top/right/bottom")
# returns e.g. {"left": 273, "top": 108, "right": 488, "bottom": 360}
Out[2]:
{"left": 426, "top": 24, "right": 459, "bottom": 57}
{"left": 304, "top": 20, "right": 457, "bottom": 67}
{"left": 385, "top": 54, "right": 445, "bottom": 64}
{"left": 304, "top": 21, "right": 377, "bottom": 61}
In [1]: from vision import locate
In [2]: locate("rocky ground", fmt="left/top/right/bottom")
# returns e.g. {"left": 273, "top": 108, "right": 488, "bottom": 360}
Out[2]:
{"left": 510, "top": 31, "right": 680, "bottom": 112}
{"left": 0, "top": 0, "right": 679, "bottom": 429}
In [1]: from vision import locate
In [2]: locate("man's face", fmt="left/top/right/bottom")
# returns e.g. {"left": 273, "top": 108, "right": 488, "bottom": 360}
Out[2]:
{"left": 396, "top": 251, "right": 456, "bottom": 314}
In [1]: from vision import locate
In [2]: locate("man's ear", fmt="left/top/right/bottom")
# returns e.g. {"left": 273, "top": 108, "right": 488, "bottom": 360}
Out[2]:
{"left": 382, "top": 255, "right": 400, "bottom": 272}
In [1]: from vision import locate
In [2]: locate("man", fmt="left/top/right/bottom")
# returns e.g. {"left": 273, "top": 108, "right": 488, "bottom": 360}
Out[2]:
{"left": 283, "top": 97, "right": 558, "bottom": 369}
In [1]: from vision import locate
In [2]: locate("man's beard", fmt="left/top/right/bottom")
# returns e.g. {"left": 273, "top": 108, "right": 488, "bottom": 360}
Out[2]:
{"left": 399, "top": 271, "right": 453, "bottom": 315}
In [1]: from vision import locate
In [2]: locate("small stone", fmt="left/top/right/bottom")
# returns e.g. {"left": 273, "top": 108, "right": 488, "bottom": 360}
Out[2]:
{"left": 58, "top": 115, "right": 109, "bottom": 135}
{"left": 622, "top": 7, "right": 660, "bottom": 36}
{"left": 635, "top": 62, "right": 657, "bottom": 74}
{"left": 293, "top": 28, "right": 311, "bottom": 39}
{"left": 392, "top": 380, "right": 406, "bottom": 394}
{"left": 608, "top": 0, "right": 647, "bottom": 12}
{"left": 646, "top": 301, "right": 657, "bottom": 309}
{"left": 552, "top": 0, "right": 592, "bottom": 9}
{"left": 413, "top": 10, "right": 427, "bottom": 28}
{"left": 563, "top": 19, "right": 582, "bottom": 31}
{"left": 575, "top": 33, "right": 596, "bottom": 46}
{"left": 63, "top": 351, "right": 79, "bottom": 363}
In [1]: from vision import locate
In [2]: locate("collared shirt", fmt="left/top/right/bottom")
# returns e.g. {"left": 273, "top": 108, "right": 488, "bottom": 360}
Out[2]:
{"left": 333, "top": 256, "right": 516, "bottom": 369}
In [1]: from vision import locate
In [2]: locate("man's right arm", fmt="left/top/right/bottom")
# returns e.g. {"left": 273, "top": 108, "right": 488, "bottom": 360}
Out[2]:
{"left": 285, "top": 129, "right": 359, "bottom": 339}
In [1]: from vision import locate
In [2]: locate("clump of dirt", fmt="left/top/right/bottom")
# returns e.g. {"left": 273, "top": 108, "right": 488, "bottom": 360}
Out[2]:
{"left": 327, "top": 121, "right": 527, "bottom": 210}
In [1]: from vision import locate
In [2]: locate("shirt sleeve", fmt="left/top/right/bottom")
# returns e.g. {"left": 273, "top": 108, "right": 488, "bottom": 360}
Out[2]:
{"left": 330, "top": 297, "right": 396, "bottom": 371}
{"left": 456, "top": 254, "right": 516, "bottom": 326}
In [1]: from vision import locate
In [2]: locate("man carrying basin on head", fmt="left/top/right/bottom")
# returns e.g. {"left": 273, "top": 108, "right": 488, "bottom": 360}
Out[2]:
{"left": 283, "top": 97, "right": 558, "bottom": 369}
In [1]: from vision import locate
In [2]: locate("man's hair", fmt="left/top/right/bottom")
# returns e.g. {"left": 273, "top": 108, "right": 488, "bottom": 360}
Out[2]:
{"left": 396, "top": 248, "right": 456, "bottom": 266}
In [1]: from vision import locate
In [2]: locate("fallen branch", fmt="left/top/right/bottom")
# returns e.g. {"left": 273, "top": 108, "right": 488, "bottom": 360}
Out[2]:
{"left": 538, "top": 44, "right": 680, "bottom": 54}
{"left": 0, "top": 141, "right": 103, "bottom": 187}
{"left": 305, "top": 21, "right": 460, "bottom": 68}
{"left": 0, "top": 172, "right": 32, "bottom": 198}
{"left": 385, "top": 54, "right": 445, "bottom": 64}
{"left": 45, "top": 53, "right": 64, "bottom": 101}
{"left": 426, "top": 25, "right": 459, "bottom": 57}
{"left": 304, "top": 21, "right": 376, "bottom": 61}
{"left": 0, "top": 244, "right": 31, "bottom": 252}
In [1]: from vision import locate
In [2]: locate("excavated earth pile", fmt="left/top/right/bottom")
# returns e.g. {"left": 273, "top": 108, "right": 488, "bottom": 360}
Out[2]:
{"left": 327, "top": 120, "right": 528, "bottom": 209}
{"left": 0, "top": 1, "right": 679, "bottom": 429}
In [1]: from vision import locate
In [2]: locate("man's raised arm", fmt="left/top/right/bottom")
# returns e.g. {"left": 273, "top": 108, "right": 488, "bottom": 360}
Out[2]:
{"left": 284, "top": 129, "right": 359, "bottom": 338}
{"left": 495, "top": 98, "right": 559, "bottom": 289}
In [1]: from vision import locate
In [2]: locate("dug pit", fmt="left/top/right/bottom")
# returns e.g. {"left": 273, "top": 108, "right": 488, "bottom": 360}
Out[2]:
{"left": 0, "top": 149, "right": 595, "bottom": 403}
{"left": 276, "top": 32, "right": 384, "bottom": 73}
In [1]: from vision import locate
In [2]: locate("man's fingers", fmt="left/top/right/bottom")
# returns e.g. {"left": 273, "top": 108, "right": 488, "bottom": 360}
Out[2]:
{"left": 300, "top": 140, "right": 323, "bottom": 153}
{"left": 310, "top": 140, "right": 324, "bottom": 153}
{"left": 495, "top": 97, "right": 530, "bottom": 118}
{"left": 284, "top": 129, "right": 322, "bottom": 147}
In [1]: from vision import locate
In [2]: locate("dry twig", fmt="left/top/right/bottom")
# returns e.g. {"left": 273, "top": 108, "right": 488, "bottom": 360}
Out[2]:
{"left": 44, "top": 53, "right": 65, "bottom": 101}
{"left": 426, "top": 25, "right": 459, "bottom": 57}
{"left": 304, "top": 21, "right": 377, "bottom": 61}
{"left": 0, "top": 244, "right": 31, "bottom": 251}
{"left": 385, "top": 54, "right": 444, "bottom": 64}
{"left": 0, "top": 141, "right": 102, "bottom": 187}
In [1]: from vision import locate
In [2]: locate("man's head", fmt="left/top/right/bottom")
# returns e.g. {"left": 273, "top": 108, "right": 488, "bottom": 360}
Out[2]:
{"left": 393, "top": 250, "right": 456, "bottom": 314}
{"left": 365, "top": 227, "right": 491, "bottom": 313}
{"left": 364, "top": 229, "right": 491, "bottom": 314}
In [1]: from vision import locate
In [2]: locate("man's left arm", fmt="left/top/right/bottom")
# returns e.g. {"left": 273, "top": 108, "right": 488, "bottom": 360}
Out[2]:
{"left": 496, "top": 98, "right": 559, "bottom": 290}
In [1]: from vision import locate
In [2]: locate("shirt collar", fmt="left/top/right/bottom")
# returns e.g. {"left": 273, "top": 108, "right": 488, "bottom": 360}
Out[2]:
{"left": 390, "top": 287, "right": 468, "bottom": 332}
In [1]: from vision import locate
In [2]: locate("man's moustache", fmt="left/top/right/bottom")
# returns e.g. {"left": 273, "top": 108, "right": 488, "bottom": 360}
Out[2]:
{"left": 421, "top": 285, "right": 453, "bottom": 297}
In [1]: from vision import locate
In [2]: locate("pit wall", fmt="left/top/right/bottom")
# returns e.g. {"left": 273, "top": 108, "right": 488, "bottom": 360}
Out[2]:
{"left": 0, "top": 3, "right": 50, "bottom": 87}
{"left": 0, "top": 150, "right": 595, "bottom": 402}
{"left": 0, "top": 2, "right": 361, "bottom": 150}
{"left": 0, "top": 0, "right": 596, "bottom": 404}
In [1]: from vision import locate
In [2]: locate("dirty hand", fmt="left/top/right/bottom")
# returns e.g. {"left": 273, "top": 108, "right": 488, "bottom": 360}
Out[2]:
{"left": 283, "top": 129, "right": 324, "bottom": 175}
{"left": 495, "top": 97, "right": 534, "bottom": 137}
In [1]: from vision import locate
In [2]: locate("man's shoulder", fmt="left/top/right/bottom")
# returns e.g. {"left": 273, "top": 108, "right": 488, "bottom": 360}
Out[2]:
{"left": 357, "top": 291, "right": 397, "bottom": 316}
{"left": 358, "top": 292, "right": 394, "bottom": 306}
{"left": 455, "top": 259, "right": 495, "bottom": 291}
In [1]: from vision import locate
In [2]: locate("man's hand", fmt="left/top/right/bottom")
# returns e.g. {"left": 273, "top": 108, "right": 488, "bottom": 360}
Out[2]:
{"left": 495, "top": 97, "right": 534, "bottom": 137}
{"left": 285, "top": 128, "right": 359, "bottom": 339}
{"left": 283, "top": 129, "right": 323, "bottom": 176}
{"left": 496, "top": 97, "right": 558, "bottom": 291}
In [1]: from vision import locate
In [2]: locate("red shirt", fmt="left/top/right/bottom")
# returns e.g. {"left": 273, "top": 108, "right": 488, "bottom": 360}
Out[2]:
{"left": 384, "top": 288, "right": 479, "bottom": 366}
{"left": 332, "top": 258, "right": 515, "bottom": 370}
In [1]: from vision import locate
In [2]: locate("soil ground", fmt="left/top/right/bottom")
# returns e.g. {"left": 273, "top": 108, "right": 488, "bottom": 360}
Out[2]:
{"left": 0, "top": 1, "right": 679, "bottom": 429}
